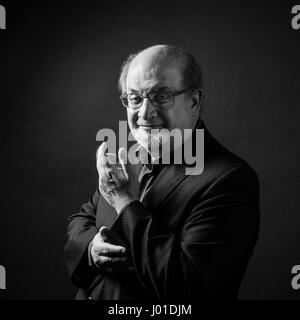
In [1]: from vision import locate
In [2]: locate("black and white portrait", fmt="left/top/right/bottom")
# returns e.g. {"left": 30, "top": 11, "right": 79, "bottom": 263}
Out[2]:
{"left": 0, "top": 0, "right": 299, "bottom": 303}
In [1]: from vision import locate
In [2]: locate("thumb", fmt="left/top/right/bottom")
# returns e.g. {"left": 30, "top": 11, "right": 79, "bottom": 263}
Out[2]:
{"left": 99, "top": 226, "right": 108, "bottom": 241}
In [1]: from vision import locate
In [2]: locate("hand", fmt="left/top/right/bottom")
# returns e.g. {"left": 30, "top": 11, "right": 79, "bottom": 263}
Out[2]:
{"left": 90, "top": 226, "right": 133, "bottom": 273}
{"left": 96, "top": 142, "right": 140, "bottom": 214}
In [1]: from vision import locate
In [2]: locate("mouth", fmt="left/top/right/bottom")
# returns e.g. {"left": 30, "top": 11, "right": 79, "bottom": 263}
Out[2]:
{"left": 137, "top": 124, "right": 164, "bottom": 129}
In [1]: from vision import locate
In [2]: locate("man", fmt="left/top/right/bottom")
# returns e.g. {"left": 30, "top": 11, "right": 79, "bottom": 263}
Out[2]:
{"left": 64, "top": 45, "right": 260, "bottom": 300}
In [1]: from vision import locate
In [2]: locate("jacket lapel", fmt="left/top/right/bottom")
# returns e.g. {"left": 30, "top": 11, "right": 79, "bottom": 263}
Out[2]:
{"left": 139, "top": 120, "right": 213, "bottom": 212}
{"left": 140, "top": 164, "right": 188, "bottom": 211}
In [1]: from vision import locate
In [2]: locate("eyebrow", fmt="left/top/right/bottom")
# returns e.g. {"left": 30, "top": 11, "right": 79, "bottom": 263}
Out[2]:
{"left": 128, "top": 86, "right": 171, "bottom": 94}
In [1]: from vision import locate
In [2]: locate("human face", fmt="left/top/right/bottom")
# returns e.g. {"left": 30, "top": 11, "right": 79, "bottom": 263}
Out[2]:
{"left": 126, "top": 54, "right": 199, "bottom": 155}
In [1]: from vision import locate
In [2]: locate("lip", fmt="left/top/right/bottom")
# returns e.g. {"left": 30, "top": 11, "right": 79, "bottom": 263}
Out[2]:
{"left": 138, "top": 124, "right": 164, "bottom": 128}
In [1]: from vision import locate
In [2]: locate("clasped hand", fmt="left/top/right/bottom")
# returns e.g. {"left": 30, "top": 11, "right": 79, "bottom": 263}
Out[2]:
{"left": 91, "top": 142, "right": 140, "bottom": 273}
{"left": 90, "top": 226, "right": 134, "bottom": 273}
{"left": 96, "top": 142, "right": 140, "bottom": 214}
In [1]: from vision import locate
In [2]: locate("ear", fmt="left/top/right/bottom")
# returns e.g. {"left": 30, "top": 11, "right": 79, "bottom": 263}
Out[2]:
{"left": 189, "top": 89, "right": 203, "bottom": 116}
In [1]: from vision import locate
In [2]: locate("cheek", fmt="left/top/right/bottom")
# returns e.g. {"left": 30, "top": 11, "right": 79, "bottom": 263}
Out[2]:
{"left": 158, "top": 110, "right": 176, "bottom": 129}
{"left": 127, "top": 110, "right": 137, "bottom": 128}
{"left": 174, "top": 105, "right": 192, "bottom": 127}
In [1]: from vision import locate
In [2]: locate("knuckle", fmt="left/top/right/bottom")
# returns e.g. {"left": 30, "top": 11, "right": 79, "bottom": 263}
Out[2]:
{"left": 94, "top": 256, "right": 101, "bottom": 264}
{"left": 102, "top": 257, "right": 112, "bottom": 265}
{"left": 106, "top": 168, "right": 113, "bottom": 174}
{"left": 92, "top": 240, "right": 101, "bottom": 249}
{"left": 93, "top": 236, "right": 101, "bottom": 244}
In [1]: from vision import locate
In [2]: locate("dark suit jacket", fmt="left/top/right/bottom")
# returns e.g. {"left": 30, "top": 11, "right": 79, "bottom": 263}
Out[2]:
{"left": 64, "top": 124, "right": 260, "bottom": 300}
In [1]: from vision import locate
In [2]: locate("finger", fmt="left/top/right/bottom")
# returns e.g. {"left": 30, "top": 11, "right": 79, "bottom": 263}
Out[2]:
{"left": 118, "top": 147, "right": 129, "bottom": 180}
{"left": 99, "top": 177, "right": 118, "bottom": 193}
{"left": 97, "top": 142, "right": 109, "bottom": 168}
{"left": 109, "top": 166, "right": 128, "bottom": 187}
{"left": 97, "top": 142, "right": 108, "bottom": 159}
{"left": 96, "top": 256, "right": 130, "bottom": 267}
{"left": 99, "top": 173, "right": 110, "bottom": 187}
{"left": 105, "top": 161, "right": 123, "bottom": 187}
{"left": 106, "top": 265, "right": 135, "bottom": 273}
{"left": 106, "top": 153, "right": 117, "bottom": 165}
{"left": 99, "top": 226, "right": 108, "bottom": 241}
{"left": 96, "top": 242, "right": 127, "bottom": 256}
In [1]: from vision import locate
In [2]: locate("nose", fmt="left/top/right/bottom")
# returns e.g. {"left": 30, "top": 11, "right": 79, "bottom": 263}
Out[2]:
{"left": 138, "top": 97, "right": 157, "bottom": 121}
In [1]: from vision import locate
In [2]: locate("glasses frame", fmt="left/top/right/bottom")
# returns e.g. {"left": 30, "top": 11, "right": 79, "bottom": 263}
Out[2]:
{"left": 120, "top": 88, "right": 201, "bottom": 110}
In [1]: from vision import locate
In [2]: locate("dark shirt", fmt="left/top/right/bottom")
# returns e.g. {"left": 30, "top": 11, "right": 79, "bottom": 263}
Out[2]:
{"left": 138, "top": 162, "right": 163, "bottom": 201}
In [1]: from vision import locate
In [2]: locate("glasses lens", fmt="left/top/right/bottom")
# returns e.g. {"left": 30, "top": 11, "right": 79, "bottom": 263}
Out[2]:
{"left": 128, "top": 94, "right": 143, "bottom": 107}
{"left": 121, "top": 96, "right": 129, "bottom": 107}
{"left": 151, "top": 91, "right": 173, "bottom": 106}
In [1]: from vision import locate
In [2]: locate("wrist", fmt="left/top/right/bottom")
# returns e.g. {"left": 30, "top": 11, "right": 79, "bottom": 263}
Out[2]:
{"left": 88, "top": 240, "right": 95, "bottom": 267}
{"left": 115, "top": 195, "right": 137, "bottom": 215}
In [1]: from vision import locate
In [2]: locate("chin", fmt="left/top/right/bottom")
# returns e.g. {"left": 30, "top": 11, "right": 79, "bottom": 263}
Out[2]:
{"left": 132, "top": 128, "right": 152, "bottom": 150}
{"left": 133, "top": 128, "right": 173, "bottom": 156}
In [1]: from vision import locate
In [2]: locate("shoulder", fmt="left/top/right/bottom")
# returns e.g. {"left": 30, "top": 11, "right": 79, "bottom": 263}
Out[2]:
{"left": 187, "top": 129, "right": 259, "bottom": 194}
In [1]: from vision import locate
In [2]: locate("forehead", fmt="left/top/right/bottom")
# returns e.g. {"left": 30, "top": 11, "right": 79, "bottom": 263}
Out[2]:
{"left": 126, "top": 56, "right": 184, "bottom": 92}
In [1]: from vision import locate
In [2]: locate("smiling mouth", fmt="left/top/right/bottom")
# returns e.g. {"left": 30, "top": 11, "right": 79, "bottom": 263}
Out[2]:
{"left": 138, "top": 124, "right": 164, "bottom": 128}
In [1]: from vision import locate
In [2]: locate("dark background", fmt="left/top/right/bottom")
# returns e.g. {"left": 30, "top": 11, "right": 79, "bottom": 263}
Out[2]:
{"left": 0, "top": 0, "right": 299, "bottom": 300}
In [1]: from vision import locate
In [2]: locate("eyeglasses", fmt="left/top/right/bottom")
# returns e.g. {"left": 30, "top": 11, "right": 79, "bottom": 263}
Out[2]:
{"left": 120, "top": 88, "right": 191, "bottom": 110}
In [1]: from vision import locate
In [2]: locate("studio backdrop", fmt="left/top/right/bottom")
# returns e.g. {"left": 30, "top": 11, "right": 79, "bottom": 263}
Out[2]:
{"left": 0, "top": 0, "right": 299, "bottom": 300}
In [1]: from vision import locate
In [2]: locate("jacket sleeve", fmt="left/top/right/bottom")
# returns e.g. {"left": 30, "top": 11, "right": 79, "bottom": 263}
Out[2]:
{"left": 106, "top": 166, "right": 260, "bottom": 299}
{"left": 64, "top": 189, "right": 100, "bottom": 289}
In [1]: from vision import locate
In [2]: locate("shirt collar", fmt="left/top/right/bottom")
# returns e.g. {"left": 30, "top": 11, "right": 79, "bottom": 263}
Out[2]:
{"left": 135, "top": 117, "right": 204, "bottom": 169}
{"left": 136, "top": 145, "right": 160, "bottom": 171}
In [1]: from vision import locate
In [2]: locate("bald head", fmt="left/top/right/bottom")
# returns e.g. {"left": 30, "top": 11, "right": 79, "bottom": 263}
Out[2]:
{"left": 129, "top": 45, "right": 181, "bottom": 71}
{"left": 127, "top": 47, "right": 186, "bottom": 95}
{"left": 118, "top": 44, "right": 202, "bottom": 95}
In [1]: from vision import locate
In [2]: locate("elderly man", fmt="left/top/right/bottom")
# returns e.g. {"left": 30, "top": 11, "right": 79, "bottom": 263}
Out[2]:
{"left": 64, "top": 45, "right": 260, "bottom": 300}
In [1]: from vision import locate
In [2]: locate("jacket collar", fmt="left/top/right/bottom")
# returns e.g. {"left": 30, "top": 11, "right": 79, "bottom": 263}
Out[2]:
{"left": 138, "top": 118, "right": 214, "bottom": 210}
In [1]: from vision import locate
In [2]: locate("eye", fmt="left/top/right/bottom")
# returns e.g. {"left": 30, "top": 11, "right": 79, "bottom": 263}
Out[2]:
{"left": 153, "top": 92, "right": 172, "bottom": 103}
{"left": 128, "top": 94, "right": 143, "bottom": 105}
